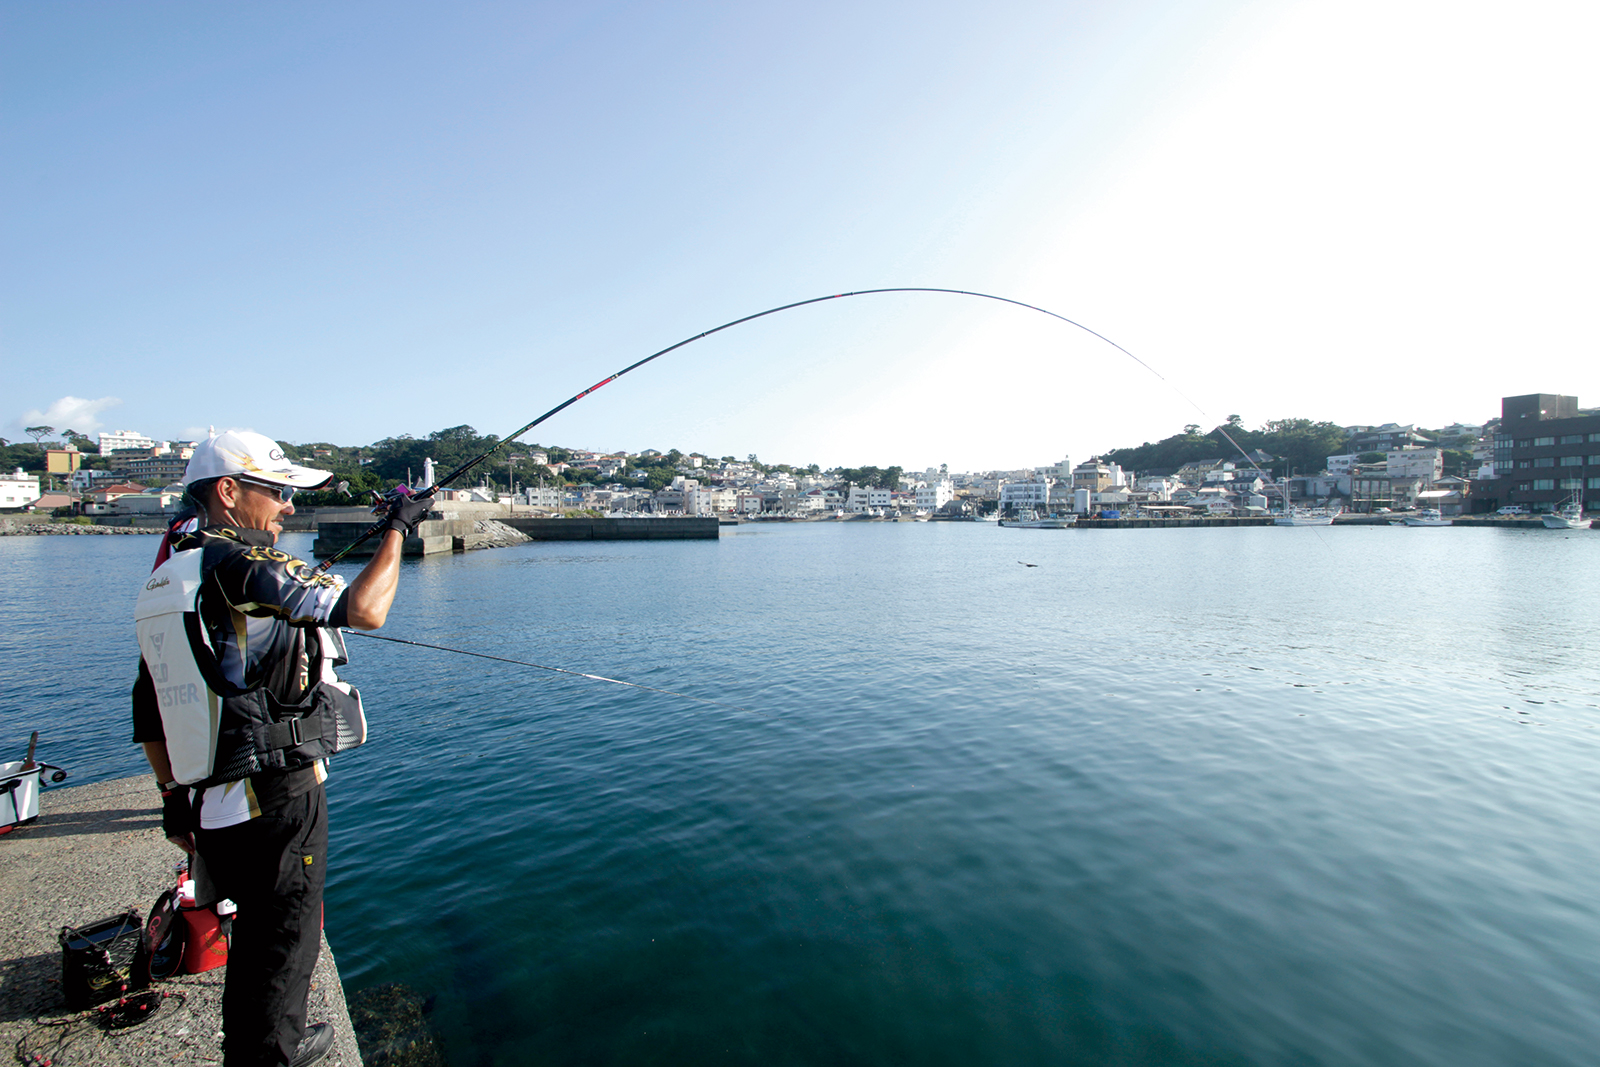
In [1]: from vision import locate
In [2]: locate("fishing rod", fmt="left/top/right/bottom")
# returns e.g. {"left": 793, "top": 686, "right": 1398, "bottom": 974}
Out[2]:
{"left": 338, "top": 629, "right": 759, "bottom": 715}
{"left": 314, "top": 287, "right": 1207, "bottom": 571}
{"left": 316, "top": 284, "right": 1269, "bottom": 570}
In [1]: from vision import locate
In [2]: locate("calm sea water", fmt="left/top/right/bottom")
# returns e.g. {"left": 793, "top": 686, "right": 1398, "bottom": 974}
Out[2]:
{"left": 4, "top": 522, "right": 1600, "bottom": 1066}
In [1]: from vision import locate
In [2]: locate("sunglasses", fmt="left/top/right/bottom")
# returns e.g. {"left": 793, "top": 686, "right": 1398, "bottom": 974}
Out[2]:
{"left": 235, "top": 476, "right": 296, "bottom": 504}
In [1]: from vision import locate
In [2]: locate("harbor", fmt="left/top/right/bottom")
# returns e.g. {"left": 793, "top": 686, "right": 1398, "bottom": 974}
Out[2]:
{"left": 6, "top": 523, "right": 1600, "bottom": 1066}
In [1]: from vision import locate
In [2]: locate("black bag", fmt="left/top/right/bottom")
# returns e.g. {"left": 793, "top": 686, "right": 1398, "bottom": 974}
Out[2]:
{"left": 59, "top": 910, "right": 147, "bottom": 1009}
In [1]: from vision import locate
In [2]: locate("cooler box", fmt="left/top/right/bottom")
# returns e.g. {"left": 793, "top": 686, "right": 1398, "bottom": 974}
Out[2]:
{"left": 0, "top": 761, "right": 41, "bottom": 831}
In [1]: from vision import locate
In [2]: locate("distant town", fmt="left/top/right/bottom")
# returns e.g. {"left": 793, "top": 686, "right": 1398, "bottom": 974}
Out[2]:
{"left": 3, "top": 393, "right": 1597, "bottom": 521}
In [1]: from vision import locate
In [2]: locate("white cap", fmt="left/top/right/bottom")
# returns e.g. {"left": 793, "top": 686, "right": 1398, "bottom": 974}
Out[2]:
{"left": 183, "top": 428, "right": 334, "bottom": 490}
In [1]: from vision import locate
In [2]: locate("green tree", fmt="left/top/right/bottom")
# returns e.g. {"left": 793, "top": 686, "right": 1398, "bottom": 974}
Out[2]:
{"left": 0, "top": 442, "right": 45, "bottom": 473}
{"left": 1442, "top": 449, "right": 1474, "bottom": 478}
{"left": 1105, "top": 418, "right": 1350, "bottom": 478}
{"left": 370, "top": 425, "right": 501, "bottom": 487}
{"left": 25, "top": 425, "right": 54, "bottom": 446}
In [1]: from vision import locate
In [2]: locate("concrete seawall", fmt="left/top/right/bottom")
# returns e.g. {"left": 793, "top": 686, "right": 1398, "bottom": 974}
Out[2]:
{"left": 1070, "top": 516, "right": 1275, "bottom": 528}
{"left": 313, "top": 514, "right": 719, "bottom": 557}
{"left": 0, "top": 776, "right": 363, "bottom": 1066}
{"left": 499, "top": 516, "right": 720, "bottom": 541}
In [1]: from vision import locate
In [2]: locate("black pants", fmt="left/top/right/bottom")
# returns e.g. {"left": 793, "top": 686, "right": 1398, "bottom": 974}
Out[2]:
{"left": 195, "top": 782, "right": 327, "bottom": 1067}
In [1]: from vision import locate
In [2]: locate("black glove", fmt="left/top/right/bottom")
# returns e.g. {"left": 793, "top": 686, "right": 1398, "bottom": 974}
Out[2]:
{"left": 160, "top": 785, "right": 194, "bottom": 853}
{"left": 383, "top": 493, "right": 434, "bottom": 537}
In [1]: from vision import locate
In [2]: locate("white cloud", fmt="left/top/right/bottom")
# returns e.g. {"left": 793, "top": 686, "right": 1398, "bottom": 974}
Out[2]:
{"left": 12, "top": 396, "right": 123, "bottom": 440}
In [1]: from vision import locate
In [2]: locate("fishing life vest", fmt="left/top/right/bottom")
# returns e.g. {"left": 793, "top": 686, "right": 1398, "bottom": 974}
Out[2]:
{"left": 133, "top": 542, "right": 367, "bottom": 787}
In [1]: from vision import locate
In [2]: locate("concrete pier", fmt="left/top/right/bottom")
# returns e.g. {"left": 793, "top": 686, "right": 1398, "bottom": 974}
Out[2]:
{"left": 313, "top": 509, "right": 719, "bottom": 557}
{"left": 499, "top": 516, "right": 720, "bottom": 541}
{"left": 0, "top": 776, "right": 363, "bottom": 1066}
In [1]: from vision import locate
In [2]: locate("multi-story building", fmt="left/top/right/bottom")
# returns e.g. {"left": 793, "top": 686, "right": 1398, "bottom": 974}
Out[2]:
{"left": 1326, "top": 454, "right": 1357, "bottom": 475}
{"left": 1348, "top": 425, "right": 1433, "bottom": 453}
{"left": 1481, "top": 393, "right": 1600, "bottom": 513}
{"left": 846, "top": 486, "right": 893, "bottom": 512}
{"left": 1386, "top": 448, "right": 1442, "bottom": 485}
{"left": 1071, "top": 459, "right": 1117, "bottom": 492}
{"left": 97, "top": 430, "right": 157, "bottom": 455}
{"left": 998, "top": 479, "right": 1051, "bottom": 513}
{"left": 1472, "top": 396, "right": 1600, "bottom": 511}
{"left": 1173, "top": 458, "right": 1227, "bottom": 485}
{"left": 1036, "top": 456, "right": 1073, "bottom": 483}
{"left": 1351, "top": 471, "right": 1395, "bottom": 512}
{"left": 0, "top": 469, "right": 41, "bottom": 510}
{"left": 915, "top": 480, "right": 953, "bottom": 510}
{"left": 46, "top": 448, "right": 83, "bottom": 476}
{"left": 126, "top": 446, "right": 193, "bottom": 487}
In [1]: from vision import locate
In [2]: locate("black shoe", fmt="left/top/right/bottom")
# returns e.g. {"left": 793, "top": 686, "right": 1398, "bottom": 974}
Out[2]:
{"left": 291, "top": 1022, "right": 336, "bottom": 1067}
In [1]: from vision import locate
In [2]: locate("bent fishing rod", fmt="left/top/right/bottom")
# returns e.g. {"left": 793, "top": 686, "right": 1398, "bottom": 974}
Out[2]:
{"left": 316, "top": 285, "right": 1245, "bottom": 572}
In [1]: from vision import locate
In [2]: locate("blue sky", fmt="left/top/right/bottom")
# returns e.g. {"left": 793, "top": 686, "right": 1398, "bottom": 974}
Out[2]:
{"left": 6, "top": 1, "right": 1597, "bottom": 471}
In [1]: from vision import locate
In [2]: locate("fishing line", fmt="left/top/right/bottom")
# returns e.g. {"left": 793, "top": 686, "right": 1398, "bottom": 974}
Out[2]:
{"left": 317, "top": 286, "right": 1241, "bottom": 570}
{"left": 339, "top": 629, "right": 761, "bottom": 715}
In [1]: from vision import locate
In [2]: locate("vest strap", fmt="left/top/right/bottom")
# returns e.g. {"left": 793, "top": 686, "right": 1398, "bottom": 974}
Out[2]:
{"left": 259, "top": 712, "right": 325, "bottom": 751}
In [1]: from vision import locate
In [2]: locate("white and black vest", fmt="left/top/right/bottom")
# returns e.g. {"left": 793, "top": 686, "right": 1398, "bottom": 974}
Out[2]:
{"left": 134, "top": 544, "right": 367, "bottom": 786}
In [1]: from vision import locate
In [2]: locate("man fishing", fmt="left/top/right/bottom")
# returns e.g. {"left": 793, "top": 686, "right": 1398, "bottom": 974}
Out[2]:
{"left": 131, "top": 428, "right": 430, "bottom": 1067}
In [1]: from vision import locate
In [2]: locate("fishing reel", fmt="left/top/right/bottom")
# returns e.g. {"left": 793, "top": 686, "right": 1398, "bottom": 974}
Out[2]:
{"left": 367, "top": 483, "right": 438, "bottom": 519}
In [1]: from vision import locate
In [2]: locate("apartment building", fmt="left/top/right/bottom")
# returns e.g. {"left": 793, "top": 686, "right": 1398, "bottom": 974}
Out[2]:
{"left": 1482, "top": 393, "right": 1600, "bottom": 513}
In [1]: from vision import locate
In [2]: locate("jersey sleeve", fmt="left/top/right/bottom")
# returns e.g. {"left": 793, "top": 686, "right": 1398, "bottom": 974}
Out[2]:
{"left": 210, "top": 542, "right": 351, "bottom": 628}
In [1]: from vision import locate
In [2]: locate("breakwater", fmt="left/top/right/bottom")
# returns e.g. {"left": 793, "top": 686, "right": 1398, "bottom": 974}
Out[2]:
{"left": 313, "top": 514, "right": 718, "bottom": 557}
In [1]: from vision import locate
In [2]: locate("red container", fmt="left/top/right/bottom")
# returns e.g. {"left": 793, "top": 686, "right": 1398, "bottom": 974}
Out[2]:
{"left": 181, "top": 904, "right": 228, "bottom": 973}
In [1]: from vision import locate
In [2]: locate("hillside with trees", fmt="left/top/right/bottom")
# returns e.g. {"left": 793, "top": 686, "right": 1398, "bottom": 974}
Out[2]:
{"left": 1103, "top": 417, "right": 1352, "bottom": 477}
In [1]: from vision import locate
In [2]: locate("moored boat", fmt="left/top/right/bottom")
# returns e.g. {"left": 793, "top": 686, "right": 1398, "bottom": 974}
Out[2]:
{"left": 1403, "top": 508, "right": 1453, "bottom": 527}
{"left": 999, "top": 508, "right": 1074, "bottom": 529}
{"left": 1541, "top": 495, "right": 1592, "bottom": 529}
{"left": 1274, "top": 508, "right": 1336, "bottom": 527}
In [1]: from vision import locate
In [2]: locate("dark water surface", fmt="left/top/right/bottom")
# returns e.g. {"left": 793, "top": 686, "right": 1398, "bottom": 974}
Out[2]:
{"left": 4, "top": 523, "right": 1600, "bottom": 1065}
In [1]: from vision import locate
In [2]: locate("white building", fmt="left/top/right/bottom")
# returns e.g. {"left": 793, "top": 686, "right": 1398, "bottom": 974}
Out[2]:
{"left": 1036, "top": 456, "right": 1073, "bottom": 482}
{"left": 1326, "top": 454, "right": 1358, "bottom": 475}
{"left": 97, "top": 430, "right": 157, "bottom": 455}
{"left": 1387, "top": 448, "right": 1443, "bottom": 485}
{"left": 521, "top": 486, "right": 562, "bottom": 508}
{"left": 70, "top": 468, "right": 122, "bottom": 491}
{"left": 687, "top": 486, "right": 736, "bottom": 515}
{"left": 845, "top": 486, "right": 893, "bottom": 512}
{"left": 999, "top": 479, "right": 1052, "bottom": 511}
{"left": 0, "top": 469, "right": 41, "bottom": 510}
{"left": 113, "top": 489, "right": 185, "bottom": 515}
{"left": 915, "top": 480, "right": 954, "bottom": 510}
{"left": 1135, "top": 475, "right": 1178, "bottom": 501}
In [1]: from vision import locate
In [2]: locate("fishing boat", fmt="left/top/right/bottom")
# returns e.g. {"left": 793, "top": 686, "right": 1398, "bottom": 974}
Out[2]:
{"left": 1541, "top": 494, "right": 1592, "bottom": 529}
{"left": 1274, "top": 508, "right": 1336, "bottom": 527}
{"left": 1403, "top": 508, "right": 1453, "bottom": 527}
{"left": 999, "top": 508, "right": 1074, "bottom": 529}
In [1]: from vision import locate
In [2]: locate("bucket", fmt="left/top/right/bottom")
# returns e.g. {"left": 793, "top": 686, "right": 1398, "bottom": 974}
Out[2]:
{"left": 177, "top": 879, "right": 230, "bottom": 973}
{"left": 0, "top": 760, "right": 41, "bottom": 832}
